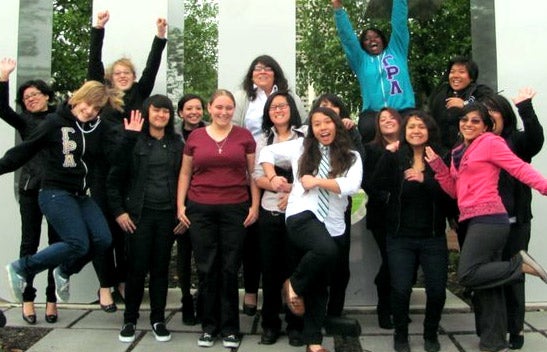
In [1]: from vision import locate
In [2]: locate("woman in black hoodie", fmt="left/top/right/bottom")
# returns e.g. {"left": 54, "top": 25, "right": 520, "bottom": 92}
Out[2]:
{"left": 0, "top": 58, "right": 59, "bottom": 324}
{"left": 2, "top": 80, "right": 128, "bottom": 306}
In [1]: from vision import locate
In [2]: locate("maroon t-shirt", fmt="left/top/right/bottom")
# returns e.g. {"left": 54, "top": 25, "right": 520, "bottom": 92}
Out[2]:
{"left": 184, "top": 125, "right": 256, "bottom": 205}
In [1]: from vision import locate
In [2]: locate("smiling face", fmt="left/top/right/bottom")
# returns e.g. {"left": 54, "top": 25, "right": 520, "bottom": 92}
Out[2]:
{"left": 268, "top": 95, "right": 291, "bottom": 128}
{"left": 111, "top": 63, "right": 136, "bottom": 91}
{"left": 22, "top": 87, "right": 49, "bottom": 113}
{"left": 459, "top": 110, "right": 487, "bottom": 145}
{"left": 448, "top": 63, "right": 473, "bottom": 91}
{"left": 311, "top": 112, "right": 336, "bottom": 146}
{"left": 252, "top": 62, "right": 275, "bottom": 93}
{"left": 405, "top": 116, "right": 428, "bottom": 147}
{"left": 208, "top": 95, "right": 235, "bottom": 128}
{"left": 148, "top": 105, "right": 171, "bottom": 131}
{"left": 361, "top": 29, "right": 385, "bottom": 55}
{"left": 179, "top": 98, "right": 204, "bottom": 129}
{"left": 378, "top": 110, "right": 400, "bottom": 138}
{"left": 71, "top": 101, "right": 101, "bottom": 122}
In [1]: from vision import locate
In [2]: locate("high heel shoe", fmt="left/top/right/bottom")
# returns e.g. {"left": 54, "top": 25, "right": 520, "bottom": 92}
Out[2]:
{"left": 242, "top": 292, "right": 257, "bottom": 316}
{"left": 45, "top": 301, "right": 58, "bottom": 323}
{"left": 22, "top": 301, "right": 37, "bottom": 325}
{"left": 97, "top": 289, "right": 117, "bottom": 313}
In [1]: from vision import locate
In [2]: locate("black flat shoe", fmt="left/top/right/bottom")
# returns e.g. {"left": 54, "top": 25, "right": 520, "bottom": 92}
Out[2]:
{"left": 97, "top": 290, "right": 117, "bottom": 313}
{"left": 242, "top": 303, "right": 257, "bottom": 316}
{"left": 22, "top": 313, "right": 37, "bottom": 325}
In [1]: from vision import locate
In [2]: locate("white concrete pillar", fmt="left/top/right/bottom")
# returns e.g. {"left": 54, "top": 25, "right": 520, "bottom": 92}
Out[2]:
{"left": 494, "top": 0, "right": 547, "bottom": 302}
{"left": 217, "top": 0, "right": 297, "bottom": 93}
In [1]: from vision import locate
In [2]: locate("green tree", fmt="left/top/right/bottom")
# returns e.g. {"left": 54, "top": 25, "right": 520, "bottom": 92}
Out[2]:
{"left": 51, "top": 0, "right": 91, "bottom": 96}
{"left": 296, "top": 0, "right": 471, "bottom": 115}
{"left": 182, "top": 0, "right": 218, "bottom": 101}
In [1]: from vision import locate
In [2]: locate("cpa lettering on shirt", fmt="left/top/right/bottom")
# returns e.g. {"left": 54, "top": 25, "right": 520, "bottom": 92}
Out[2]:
{"left": 61, "top": 127, "right": 77, "bottom": 168}
{"left": 382, "top": 54, "right": 403, "bottom": 95}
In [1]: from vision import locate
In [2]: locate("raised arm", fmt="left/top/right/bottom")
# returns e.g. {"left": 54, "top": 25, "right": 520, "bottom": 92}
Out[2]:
{"left": 0, "top": 58, "right": 27, "bottom": 131}
{"left": 87, "top": 11, "right": 109, "bottom": 82}
{"left": 512, "top": 88, "right": 544, "bottom": 159}
{"left": 137, "top": 18, "right": 168, "bottom": 98}
{"left": 332, "top": 0, "right": 365, "bottom": 73}
{"left": 389, "top": 0, "right": 410, "bottom": 56}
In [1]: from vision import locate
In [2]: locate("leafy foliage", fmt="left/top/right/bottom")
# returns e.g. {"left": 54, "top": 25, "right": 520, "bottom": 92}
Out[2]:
{"left": 296, "top": 0, "right": 471, "bottom": 115}
{"left": 181, "top": 0, "right": 218, "bottom": 101}
{"left": 51, "top": 0, "right": 91, "bottom": 97}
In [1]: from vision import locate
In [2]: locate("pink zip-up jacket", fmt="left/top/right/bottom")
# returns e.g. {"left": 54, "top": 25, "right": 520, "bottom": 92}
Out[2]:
{"left": 428, "top": 132, "right": 547, "bottom": 221}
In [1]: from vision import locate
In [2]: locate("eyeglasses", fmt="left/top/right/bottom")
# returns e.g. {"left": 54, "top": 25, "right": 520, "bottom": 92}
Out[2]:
{"left": 253, "top": 65, "right": 273, "bottom": 73}
{"left": 269, "top": 103, "right": 289, "bottom": 111}
{"left": 113, "top": 70, "right": 132, "bottom": 76}
{"left": 459, "top": 116, "right": 483, "bottom": 125}
{"left": 23, "top": 91, "right": 44, "bottom": 101}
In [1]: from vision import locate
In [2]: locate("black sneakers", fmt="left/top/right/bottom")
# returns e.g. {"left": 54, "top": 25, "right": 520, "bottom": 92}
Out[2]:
{"left": 152, "top": 322, "right": 171, "bottom": 342}
{"left": 119, "top": 323, "right": 136, "bottom": 343}
{"left": 197, "top": 332, "right": 215, "bottom": 347}
{"left": 222, "top": 334, "right": 241, "bottom": 348}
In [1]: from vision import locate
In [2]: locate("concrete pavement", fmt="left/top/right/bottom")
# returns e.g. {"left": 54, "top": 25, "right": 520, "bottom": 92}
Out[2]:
{"left": 1, "top": 288, "right": 547, "bottom": 351}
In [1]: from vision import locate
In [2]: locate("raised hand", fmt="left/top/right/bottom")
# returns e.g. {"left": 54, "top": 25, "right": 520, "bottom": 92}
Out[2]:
{"left": 424, "top": 146, "right": 439, "bottom": 163}
{"left": 0, "top": 58, "right": 16, "bottom": 81}
{"left": 156, "top": 18, "right": 168, "bottom": 39}
{"left": 123, "top": 110, "right": 144, "bottom": 132}
{"left": 512, "top": 87, "right": 536, "bottom": 105}
{"left": 95, "top": 10, "right": 110, "bottom": 29}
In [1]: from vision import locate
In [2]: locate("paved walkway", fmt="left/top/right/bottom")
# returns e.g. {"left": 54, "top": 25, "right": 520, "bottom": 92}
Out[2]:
{"left": 1, "top": 288, "right": 547, "bottom": 351}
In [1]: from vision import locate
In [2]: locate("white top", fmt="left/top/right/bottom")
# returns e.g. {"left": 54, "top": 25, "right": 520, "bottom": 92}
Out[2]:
{"left": 258, "top": 138, "right": 363, "bottom": 236}
{"left": 243, "top": 85, "right": 278, "bottom": 140}
{"left": 253, "top": 125, "right": 308, "bottom": 212}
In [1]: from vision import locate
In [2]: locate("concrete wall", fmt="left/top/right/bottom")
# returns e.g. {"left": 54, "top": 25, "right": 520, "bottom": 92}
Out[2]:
{"left": 217, "top": 0, "right": 297, "bottom": 93}
{"left": 494, "top": 0, "right": 547, "bottom": 302}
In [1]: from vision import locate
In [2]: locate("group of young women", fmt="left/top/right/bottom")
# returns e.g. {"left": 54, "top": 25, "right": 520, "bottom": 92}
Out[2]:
{"left": 2, "top": 5, "right": 547, "bottom": 352}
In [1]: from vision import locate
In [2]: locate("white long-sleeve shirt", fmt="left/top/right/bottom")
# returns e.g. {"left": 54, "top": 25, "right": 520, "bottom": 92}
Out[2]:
{"left": 259, "top": 138, "right": 362, "bottom": 236}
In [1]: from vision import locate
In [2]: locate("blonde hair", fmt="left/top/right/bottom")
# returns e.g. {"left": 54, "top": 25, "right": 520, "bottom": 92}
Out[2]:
{"left": 105, "top": 58, "right": 136, "bottom": 83}
{"left": 208, "top": 89, "right": 236, "bottom": 106}
{"left": 69, "top": 80, "right": 124, "bottom": 112}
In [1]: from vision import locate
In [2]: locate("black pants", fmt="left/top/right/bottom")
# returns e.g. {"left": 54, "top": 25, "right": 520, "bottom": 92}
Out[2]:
{"left": 91, "top": 185, "right": 127, "bottom": 289}
{"left": 188, "top": 200, "right": 248, "bottom": 336}
{"left": 458, "top": 222, "right": 523, "bottom": 352}
{"left": 242, "top": 221, "right": 260, "bottom": 295}
{"left": 124, "top": 208, "right": 175, "bottom": 325}
{"left": 326, "top": 200, "right": 352, "bottom": 316}
{"left": 19, "top": 189, "right": 60, "bottom": 303}
{"left": 370, "top": 225, "right": 392, "bottom": 315}
{"left": 176, "top": 232, "right": 193, "bottom": 298}
{"left": 502, "top": 222, "right": 531, "bottom": 336}
{"left": 286, "top": 211, "right": 338, "bottom": 345}
{"left": 387, "top": 235, "right": 447, "bottom": 339}
{"left": 259, "top": 208, "right": 302, "bottom": 332}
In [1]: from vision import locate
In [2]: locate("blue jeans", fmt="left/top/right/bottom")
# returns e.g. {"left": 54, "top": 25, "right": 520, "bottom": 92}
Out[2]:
{"left": 14, "top": 189, "right": 111, "bottom": 278}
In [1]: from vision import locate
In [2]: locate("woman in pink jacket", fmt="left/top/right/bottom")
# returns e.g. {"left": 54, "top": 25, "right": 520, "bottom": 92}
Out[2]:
{"left": 425, "top": 102, "right": 547, "bottom": 352}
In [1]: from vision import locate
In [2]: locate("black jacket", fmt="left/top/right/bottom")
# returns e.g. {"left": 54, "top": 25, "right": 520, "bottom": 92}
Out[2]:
{"left": 87, "top": 27, "right": 167, "bottom": 124}
{"left": 107, "top": 130, "right": 183, "bottom": 224}
{"left": 429, "top": 82, "right": 493, "bottom": 152}
{"left": 0, "top": 81, "right": 56, "bottom": 191}
{"left": 0, "top": 102, "right": 117, "bottom": 194}
{"left": 498, "top": 99, "right": 544, "bottom": 223}
{"left": 370, "top": 146, "right": 452, "bottom": 238}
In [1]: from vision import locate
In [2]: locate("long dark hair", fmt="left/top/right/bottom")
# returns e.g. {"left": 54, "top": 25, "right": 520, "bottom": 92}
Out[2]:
{"left": 478, "top": 94, "right": 517, "bottom": 138}
{"left": 298, "top": 107, "right": 356, "bottom": 179}
{"left": 242, "top": 55, "right": 289, "bottom": 101}
{"left": 399, "top": 110, "right": 442, "bottom": 168}
{"left": 370, "top": 107, "right": 403, "bottom": 147}
{"left": 261, "top": 91, "right": 302, "bottom": 137}
{"left": 142, "top": 94, "right": 176, "bottom": 136}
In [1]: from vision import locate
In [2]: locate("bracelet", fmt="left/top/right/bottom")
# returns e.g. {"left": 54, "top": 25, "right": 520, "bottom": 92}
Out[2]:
{"left": 268, "top": 175, "right": 277, "bottom": 182}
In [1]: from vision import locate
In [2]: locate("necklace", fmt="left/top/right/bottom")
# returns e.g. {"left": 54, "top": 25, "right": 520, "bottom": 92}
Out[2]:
{"left": 214, "top": 135, "right": 229, "bottom": 154}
